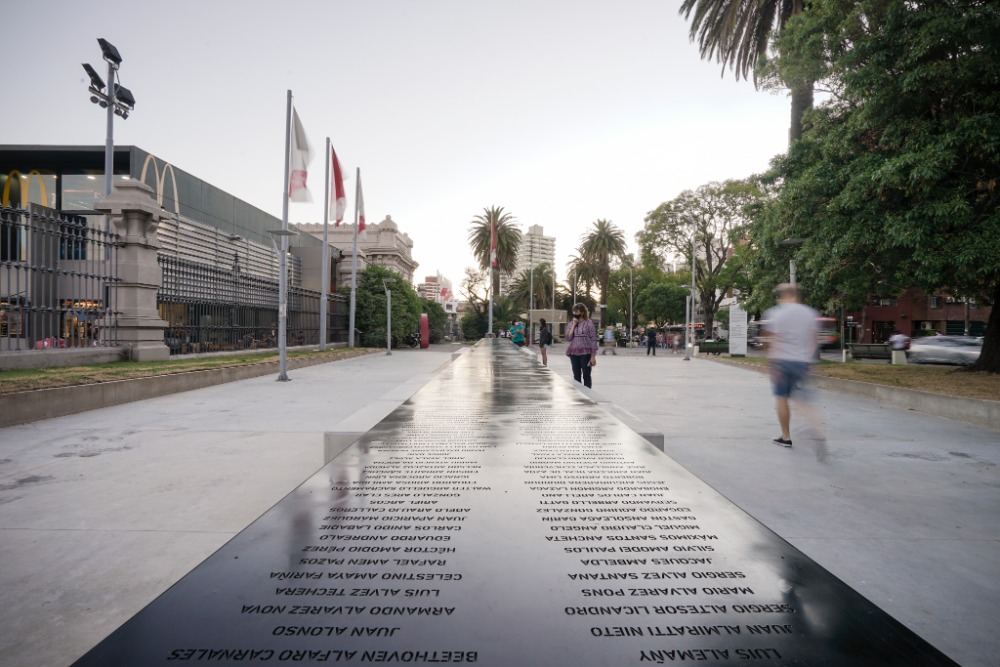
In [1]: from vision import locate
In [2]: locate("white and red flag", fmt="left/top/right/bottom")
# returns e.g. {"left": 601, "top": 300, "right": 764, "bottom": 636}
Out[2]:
{"left": 288, "top": 107, "right": 312, "bottom": 202}
{"left": 331, "top": 147, "right": 346, "bottom": 224}
{"left": 356, "top": 170, "right": 367, "bottom": 239}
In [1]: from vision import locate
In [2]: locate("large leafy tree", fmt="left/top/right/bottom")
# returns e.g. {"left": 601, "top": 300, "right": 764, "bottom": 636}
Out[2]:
{"left": 638, "top": 180, "right": 758, "bottom": 337}
{"left": 579, "top": 219, "right": 627, "bottom": 326}
{"left": 468, "top": 206, "right": 521, "bottom": 300}
{"left": 344, "top": 265, "right": 421, "bottom": 348}
{"left": 679, "top": 0, "right": 812, "bottom": 143}
{"left": 756, "top": 0, "right": 1000, "bottom": 372}
{"left": 636, "top": 278, "right": 690, "bottom": 327}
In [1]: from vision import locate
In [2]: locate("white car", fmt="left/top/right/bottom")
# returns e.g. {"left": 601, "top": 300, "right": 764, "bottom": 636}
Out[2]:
{"left": 906, "top": 336, "right": 983, "bottom": 366}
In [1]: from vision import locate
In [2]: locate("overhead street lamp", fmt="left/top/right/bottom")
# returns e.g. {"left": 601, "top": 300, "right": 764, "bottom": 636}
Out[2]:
{"left": 268, "top": 228, "right": 299, "bottom": 381}
{"left": 779, "top": 238, "right": 806, "bottom": 288}
{"left": 382, "top": 278, "right": 397, "bottom": 356}
{"left": 82, "top": 38, "right": 136, "bottom": 205}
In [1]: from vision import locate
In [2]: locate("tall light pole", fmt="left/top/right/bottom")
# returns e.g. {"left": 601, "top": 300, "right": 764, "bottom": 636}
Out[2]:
{"left": 83, "top": 38, "right": 135, "bottom": 233}
{"left": 383, "top": 278, "right": 396, "bottom": 356}
{"left": 685, "top": 232, "right": 696, "bottom": 361}
{"left": 780, "top": 238, "right": 805, "bottom": 288}
{"left": 628, "top": 260, "right": 633, "bottom": 348}
{"left": 528, "top": 245, "right": 535, "bottom": 344}
{"left": 268, "top": 229, "right": 298, "bottom": 381}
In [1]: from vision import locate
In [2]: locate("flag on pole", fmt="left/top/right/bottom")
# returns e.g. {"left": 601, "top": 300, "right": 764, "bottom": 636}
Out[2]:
{"left": 356, "top": 170, "right": 367, "bottom": 239}
{"left": 288, "top": 108, "right": 312, "bottom": 202}
{"left": 331, "top": 147, "right": 346, "bottom": 224}
{"left": 490, "top": 219, "right": 497, "bottom": 267}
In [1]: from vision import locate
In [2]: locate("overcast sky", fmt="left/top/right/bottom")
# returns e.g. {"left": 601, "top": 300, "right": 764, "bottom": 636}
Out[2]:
{"left": 3, "top": 0, "right": 792, "bottom": 292}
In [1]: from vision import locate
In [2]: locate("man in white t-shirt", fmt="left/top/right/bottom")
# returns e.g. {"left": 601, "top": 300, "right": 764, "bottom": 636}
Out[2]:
{"left": 763, "top": 283, "right": 823, "bottom": 449}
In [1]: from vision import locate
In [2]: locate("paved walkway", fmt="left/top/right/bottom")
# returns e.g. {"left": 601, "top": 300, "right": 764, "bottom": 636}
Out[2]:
{"left": 1, "top": 343, "right": 997, "bottom": 666}
{"left": 547, "top": 345, "right": 999, "bottom": 667}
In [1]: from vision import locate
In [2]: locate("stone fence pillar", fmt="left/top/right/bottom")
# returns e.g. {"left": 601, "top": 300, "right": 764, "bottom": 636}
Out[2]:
{"left": 95, "top": 181, "right": 169, "bottom": 361}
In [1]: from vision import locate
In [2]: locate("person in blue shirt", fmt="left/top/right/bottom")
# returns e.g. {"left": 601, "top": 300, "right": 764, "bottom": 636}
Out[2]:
{"left": 509, "top": 319, "right": 526, "bottom": 347}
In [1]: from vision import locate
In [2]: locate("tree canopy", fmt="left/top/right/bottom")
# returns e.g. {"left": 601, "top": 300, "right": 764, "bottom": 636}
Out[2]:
{"left": 752, "top": 0, "right": 1000, "bottom": 371}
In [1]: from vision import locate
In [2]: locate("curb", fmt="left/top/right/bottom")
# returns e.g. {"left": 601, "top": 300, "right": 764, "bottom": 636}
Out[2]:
{"left": 707, "top": 356, "right": 999, "bottom": 430}
{"left": 0, "top": 349, "right": 380, "bottom": 429}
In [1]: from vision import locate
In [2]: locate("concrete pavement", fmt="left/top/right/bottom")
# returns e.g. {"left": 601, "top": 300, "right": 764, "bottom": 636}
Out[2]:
{"left": 0, "top": 347, "right": 459, "bottom": 667}
{"left": 1, "top": 342, "right": 997, "bottom": 666}
{"left": 544, "top": 344, "right": 999, "bottom": 667}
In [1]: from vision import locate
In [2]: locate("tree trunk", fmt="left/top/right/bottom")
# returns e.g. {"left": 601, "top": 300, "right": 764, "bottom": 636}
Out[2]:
{"left": 789, "top": 82, "right": 815, "bottom": 145}
{"left": 969, "top": 282, "right": 1000, "bottom": 373}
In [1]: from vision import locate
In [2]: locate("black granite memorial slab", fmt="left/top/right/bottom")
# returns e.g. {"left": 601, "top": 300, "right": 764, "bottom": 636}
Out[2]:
{"left": 71, "top": 340, "right": 958, "bottom": 666}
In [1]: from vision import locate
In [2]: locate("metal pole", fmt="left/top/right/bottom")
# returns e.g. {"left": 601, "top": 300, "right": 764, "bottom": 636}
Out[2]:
{"left": 529, "top": 260, "right": 534, "bottom": 345}
{"left": 348, "top": 168, "right": 361, "bottom": 347}
{"left": 386, "top": 287, "right": 392, "bottom": 356}
{"left": 790, "top": 259, "right": 797, "bottom": 288}
{"left": 629, "top": 263, "right": 633, "bottom": 348}
{"left": 277, "top": 90, "right": 292, "bottom": 381}
{"left": 320, "top": 137, "right": 330, "bottom": 351}
{"left": 488, "top": 263, "right": 493, "bottom": 337}
{"left": 683, "top": 294, "right": 691, "bottom": 361}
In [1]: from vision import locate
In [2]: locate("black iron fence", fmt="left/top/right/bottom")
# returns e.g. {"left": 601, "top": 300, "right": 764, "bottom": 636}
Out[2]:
{"left": 0, "top": 205, "right": 120, "bottom": 352}
{"left": 157, "top": 255, "right": 348, "bottom": 355}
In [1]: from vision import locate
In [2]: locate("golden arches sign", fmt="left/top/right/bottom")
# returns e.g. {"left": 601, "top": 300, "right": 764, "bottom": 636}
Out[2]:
{"left": 2, "top": 170, "right": 49, "bottom": 207}
{"left": 139, "top": 154, "right": 181, "bottom": 214}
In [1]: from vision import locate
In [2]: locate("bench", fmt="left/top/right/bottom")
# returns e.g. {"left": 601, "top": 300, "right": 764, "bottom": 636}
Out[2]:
{"left": 849, "top": 343, "right": 892, "bottom": 360}
{"left": 697, "top": 340, "right": 728, "bottom": 355}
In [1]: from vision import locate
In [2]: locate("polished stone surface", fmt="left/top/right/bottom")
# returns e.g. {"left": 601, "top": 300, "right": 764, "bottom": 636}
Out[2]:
{"left": 71, "top": 340, "right": 958, "bottom": 666}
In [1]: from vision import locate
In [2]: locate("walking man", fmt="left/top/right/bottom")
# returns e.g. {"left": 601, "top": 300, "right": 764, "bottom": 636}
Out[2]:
{"left": 645, "top": 322, "right": 657, "bottom": 356}
{"left": 763, "top": 283, "right": 824, "bottom": 448}
{"left": 601, "top": 325, "right": 617, "bottom": 355}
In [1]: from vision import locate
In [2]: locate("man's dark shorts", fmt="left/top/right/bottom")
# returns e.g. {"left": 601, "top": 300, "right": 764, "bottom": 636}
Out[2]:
{"left": 770, "top": 359, "right": 810, "bottom": 398}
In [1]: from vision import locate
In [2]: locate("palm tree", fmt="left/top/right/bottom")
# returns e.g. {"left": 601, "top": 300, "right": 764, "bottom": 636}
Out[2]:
{"left": 679, "top": 0, "right": 811, "bottom": 144}
{"left": 508, "top": 262, "right": 557, "bottom": 313}
{"left": 567, "top": 253, "right": 598, "bottom": 304}
{"left": 468, "top": 206, "right": 521, "bottom": 300}
{"left": 580, "top": 219, "right": 627, "bottom": 327}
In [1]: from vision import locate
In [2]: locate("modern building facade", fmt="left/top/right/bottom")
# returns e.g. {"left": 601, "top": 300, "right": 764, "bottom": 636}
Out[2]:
{"left": 1, "top": 145, "right": 348, "bottom": 356}
{"left": 501, "top": 224, "right": 555, "bottom": 294}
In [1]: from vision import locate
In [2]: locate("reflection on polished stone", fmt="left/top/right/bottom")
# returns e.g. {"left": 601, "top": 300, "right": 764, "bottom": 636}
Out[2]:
{"left": 71, "top": 340, "right": 958, "bottom": 666}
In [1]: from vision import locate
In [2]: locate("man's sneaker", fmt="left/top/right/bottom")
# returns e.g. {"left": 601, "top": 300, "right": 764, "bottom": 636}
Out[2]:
{"left": 772, "top": 437, "right": 793, "bottom": 447}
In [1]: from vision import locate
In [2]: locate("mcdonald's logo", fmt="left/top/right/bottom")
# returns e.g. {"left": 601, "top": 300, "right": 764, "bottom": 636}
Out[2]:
{"left": 139, "top": 154, "right": 180, "bottom": 214}
{"left": 1, "top": 170, "right": 50, "bottom": 207}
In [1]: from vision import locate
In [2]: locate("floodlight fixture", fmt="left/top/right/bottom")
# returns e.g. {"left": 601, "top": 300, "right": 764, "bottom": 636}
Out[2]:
{"left": 97, "top": 38, "right": 122, "bottom": 66}
{"left": 82, "top": 63, "right": 105, "bottom": 90}
{"left": 114, "top": 84, "right": 136, "bottom": 108}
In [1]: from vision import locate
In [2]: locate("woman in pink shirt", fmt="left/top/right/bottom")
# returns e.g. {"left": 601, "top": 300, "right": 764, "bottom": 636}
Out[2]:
{"left": 565, "top": 303, "right": 598, "bottom": 387}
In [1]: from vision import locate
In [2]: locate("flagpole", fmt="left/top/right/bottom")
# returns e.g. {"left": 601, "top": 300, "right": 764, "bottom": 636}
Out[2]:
{"left": 348, "top": 167, "right": 360, "bottom": 348}
{"left": 320, "top": 137, "right": 330, "bottom": 351}
{"left": 277, "top": 89, "right": 292, "bottom": 381}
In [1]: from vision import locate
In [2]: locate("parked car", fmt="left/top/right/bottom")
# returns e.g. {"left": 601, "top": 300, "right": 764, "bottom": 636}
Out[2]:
{"left": 906, "top": 336, "right": 983, "bottom": 366}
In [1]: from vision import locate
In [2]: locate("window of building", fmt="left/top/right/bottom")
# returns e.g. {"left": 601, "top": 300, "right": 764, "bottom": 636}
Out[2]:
{"left": 871, "top": 297, "right": 897, "bottom": 307}
{"left": 929, "top": 296, "right": 942, "bottom": 309}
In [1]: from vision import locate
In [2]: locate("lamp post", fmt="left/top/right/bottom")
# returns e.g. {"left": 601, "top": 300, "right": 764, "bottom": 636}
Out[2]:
{"left": 528, "top": 246, "right": 535, "bottom": 345}
{"left": 267, "top": 229, "right": 298, "bottom": 381}
{"left": 382, "top": 278, "right": 396, "bottom": 356}
{"left": 779, "top": 238, "right": 805, "bottom": 288}
{"left": 685, "top": 232, "right": 696, "bottom": 361}
{"left": 628, "top": 260, "right": 633, "bottom": 348}
{"left": 83, "top": 39, "right": 135, "bottom": 204}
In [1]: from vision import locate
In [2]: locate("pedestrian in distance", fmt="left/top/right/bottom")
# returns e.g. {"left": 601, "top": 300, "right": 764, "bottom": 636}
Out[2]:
{"left": 645, "top": 322, "right": 657, "bottom": 356}
{"left": 509, "top": 319, "right": 526, "bottom": 347}
{"left": 889, "top": 330, "right": 909, "bottom": 351}
{"left": 565, "top": 303, "right": 598, "bottom": 388}
{"left": 763, "top": 283, "right": 826, "bottom": 455}
{"left": 538, "top": 318, "right": 552, "bottom": 367}
{"left": 601, "top": 325, "right": 617, "bottom": 355}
